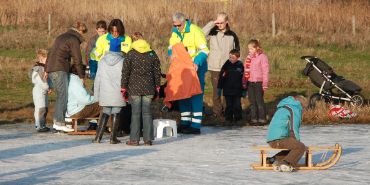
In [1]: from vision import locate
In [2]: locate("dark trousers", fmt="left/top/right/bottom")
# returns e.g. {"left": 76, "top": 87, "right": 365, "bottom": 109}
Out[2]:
{"left": 119, "top": 104, "right": 132, "bottom": 133}
{"left": 210, "top": 71, "right": 225, "bottom": 115}
{"left": 247, "top": 82, "right": 266, "bottom": 121}
{"left": 268, "top": 138, "right": 306, "bottom": 166}
{"left": 224, "top": 95, "right": 242, "bottom": 122}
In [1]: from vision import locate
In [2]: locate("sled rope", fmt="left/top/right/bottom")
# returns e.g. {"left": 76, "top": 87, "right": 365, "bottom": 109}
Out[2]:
{"left": 311, "top": 149, "right": 328, "bottom": 170}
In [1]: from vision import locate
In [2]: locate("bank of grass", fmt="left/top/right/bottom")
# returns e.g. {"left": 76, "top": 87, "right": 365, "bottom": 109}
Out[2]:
{"left": 1, "top": 38, "right": 370, "bottom": 126}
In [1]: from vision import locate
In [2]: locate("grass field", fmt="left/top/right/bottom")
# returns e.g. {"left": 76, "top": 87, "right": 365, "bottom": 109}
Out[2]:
{"left": 1, "top": 0, "right": 370, "bottom": 126}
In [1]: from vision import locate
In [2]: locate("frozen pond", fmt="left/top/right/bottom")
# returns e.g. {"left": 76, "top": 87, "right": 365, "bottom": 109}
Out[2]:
{"left": 0, "top": 124, "right": 369, "bottom": 184}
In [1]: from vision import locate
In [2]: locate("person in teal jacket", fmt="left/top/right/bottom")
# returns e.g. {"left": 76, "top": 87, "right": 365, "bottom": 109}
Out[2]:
{"left": 266, "top": 95, "right": 308, "bottom": 172}
{"left": 67, "top": 65, "right": 102, "bottom": 131}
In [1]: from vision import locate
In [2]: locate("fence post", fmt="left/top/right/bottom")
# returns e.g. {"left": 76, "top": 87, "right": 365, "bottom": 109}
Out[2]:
{"left": 272, "top": 13, "right": 276, "bottom": 37}
{"left": 352, "top": 15, "right": 356, "bottom": 36}
{"left": 194, "top": 12, "right": 197, "bottom": 25}
{"left": 121, "top": 13, "right": 124, "bottom": 25}
{"left": 48, "top": 14, "right": 51, "bottom": 35}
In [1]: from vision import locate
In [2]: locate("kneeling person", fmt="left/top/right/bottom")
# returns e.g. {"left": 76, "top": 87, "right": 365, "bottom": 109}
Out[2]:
{"left": 67, "top": 64, "right": 102, "bottom": 131}
{"left": 266, "top": 95, "right": 308, "bottom": 172}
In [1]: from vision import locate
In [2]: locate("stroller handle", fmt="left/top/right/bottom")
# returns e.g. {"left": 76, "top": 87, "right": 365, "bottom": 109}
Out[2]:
{"left": 301, "top": 56, "right": 316, "bottom": 60}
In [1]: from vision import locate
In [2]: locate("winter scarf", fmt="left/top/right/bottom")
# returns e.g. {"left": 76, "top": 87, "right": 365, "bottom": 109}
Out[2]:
{"left": 244, "top": 52, "right": 260, "bottom": 81}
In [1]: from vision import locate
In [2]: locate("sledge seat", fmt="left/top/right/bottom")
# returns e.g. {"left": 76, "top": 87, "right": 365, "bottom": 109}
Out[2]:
{"left": 67, "top": 117, "right": 100, "bottom": 135}
{"left": 250, "top": 143, "right": 342, "bottom": 170}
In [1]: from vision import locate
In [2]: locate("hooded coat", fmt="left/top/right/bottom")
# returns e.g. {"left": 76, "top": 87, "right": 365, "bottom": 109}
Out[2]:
{"left": 67, "top": 74, "right": 96, "bottom": 116}
{"left": 94, "top": 51, "right": 126, "bottom": 107}
{"left": 121, "top": 40, "right": 161, "bottom": 96}
{"left": 29, "top": 64, "right": 53, "bottom": 108}
{"left": 266, "top": 96, "right": 303, "bottom": 143}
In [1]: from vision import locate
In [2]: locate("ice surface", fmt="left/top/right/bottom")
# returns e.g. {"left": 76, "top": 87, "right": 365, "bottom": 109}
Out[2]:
{"left": 0, "top": 124, "right": 369, "bottom": 184}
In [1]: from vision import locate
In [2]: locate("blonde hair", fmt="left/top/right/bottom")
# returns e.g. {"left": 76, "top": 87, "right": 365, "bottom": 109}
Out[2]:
{"left": 217, "top": 12, "right": 230, "bottom": 30}
{"left": 36, "top": 49, "right": 48, "bottom": 62}
{"left": 131, "top": 32, "right": 144, "bottom": 42}
{"left": 217, "top": 12, "right": 229, "bottom": 21}
{"left": 248, "top": 39, "right": 263, "bottom": 53}
{"left": 72, "top": 21, "right": 88, "bottom": 35}
{"left": 294, "top": 95, "right": 308, "bottom": 109}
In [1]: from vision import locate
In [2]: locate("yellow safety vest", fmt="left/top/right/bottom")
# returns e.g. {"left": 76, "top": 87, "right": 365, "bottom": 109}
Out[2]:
{"left": 169, "top": 20, "right": 209, "bottom": 59}
{"left": 91, "top": 33, "right": 132, "bottom": 61}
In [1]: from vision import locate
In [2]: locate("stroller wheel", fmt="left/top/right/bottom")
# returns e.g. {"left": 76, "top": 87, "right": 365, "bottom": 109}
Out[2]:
{"left": 309, "top": 93, "right": 326, "bottom": 108}
{"left": 349, "top": 93, "right": 365, "bottom": 107}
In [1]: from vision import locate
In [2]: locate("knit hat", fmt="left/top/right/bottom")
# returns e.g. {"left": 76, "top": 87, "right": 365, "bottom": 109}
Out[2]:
{"left": 109, "top": 38, "right": 121, "bottom": 52}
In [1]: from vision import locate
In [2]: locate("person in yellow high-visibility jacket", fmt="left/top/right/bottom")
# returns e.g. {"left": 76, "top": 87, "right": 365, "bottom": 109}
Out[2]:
{"left": 90, "top": 19, "right": 132, "bottom": 62}
{"left": 168, "top": 12, "right": 209, "bottom": 134}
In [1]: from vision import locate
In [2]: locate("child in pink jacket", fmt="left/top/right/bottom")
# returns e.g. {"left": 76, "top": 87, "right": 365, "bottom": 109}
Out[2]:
{"left": 243, "top": 39, "right": 270, "bottom": 126}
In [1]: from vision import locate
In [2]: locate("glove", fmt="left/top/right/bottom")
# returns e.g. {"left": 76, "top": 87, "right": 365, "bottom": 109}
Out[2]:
{"left": 217, "top": 88, "right": 222, "bottom": 97}
{"left": 243, "top": 90, "right": 247, "bottom": 99}
{"left": 153, "top": 87, "right": 160, "bottom": 101}
{"left": 121, "top": 88, "right": 129, "bottom": 102}
{"left": 263, "top": 86, "right": 268, "bottom": 91}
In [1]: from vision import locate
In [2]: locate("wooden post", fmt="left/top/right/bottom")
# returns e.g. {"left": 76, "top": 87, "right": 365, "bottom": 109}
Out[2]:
{"left": 352, "top": 15, "right": 356, "bottom": 36}
{"left": 48, "top": 14, "right": 51, "bottom": 35}
{"left": 121, "top": 13, "right": 124, "bottom": 25}
{"left": 194, "top": 12, "right": 197, "bottom": 25}
{"left": 272, "top": 13, "right": 276, "bottom": 37}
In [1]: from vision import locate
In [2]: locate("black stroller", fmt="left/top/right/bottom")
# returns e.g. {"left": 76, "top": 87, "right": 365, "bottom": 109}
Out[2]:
{"left": 301, "top": 56, "right": 365, "bottom": 107}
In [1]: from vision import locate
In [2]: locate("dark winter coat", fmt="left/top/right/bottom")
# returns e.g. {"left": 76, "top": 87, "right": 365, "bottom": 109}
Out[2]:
{"left": 217, "top": 60, "right": 244, "bottom": 96}
{"left": 45, "top": 29, "right": 85, "bottom": 78}
{"left": 121, "top": 40, "right": 161, "bottom": 96}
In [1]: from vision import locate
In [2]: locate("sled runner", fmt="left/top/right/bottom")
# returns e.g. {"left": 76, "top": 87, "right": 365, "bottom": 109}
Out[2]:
{"left": 250, "top": 143, "right": 342, "bottom": 170}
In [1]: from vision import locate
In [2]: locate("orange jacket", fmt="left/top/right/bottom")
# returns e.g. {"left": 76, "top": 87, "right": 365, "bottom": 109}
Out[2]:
{"left": 164, "top": 42, "right": 203, "bottom": 108}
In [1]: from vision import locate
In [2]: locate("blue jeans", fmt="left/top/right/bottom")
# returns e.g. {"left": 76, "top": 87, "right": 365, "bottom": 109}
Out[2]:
{"left": 49, "top": 71, "right": 68, "bottom": 126}
{"left": 102, "top": 107, "right": 122, "bottom": 115}
{"left": 129, "top": 95, "right": 154, "bottom": 141}
{"left": 88, "top": 60, "right": 98, "bottom": 92}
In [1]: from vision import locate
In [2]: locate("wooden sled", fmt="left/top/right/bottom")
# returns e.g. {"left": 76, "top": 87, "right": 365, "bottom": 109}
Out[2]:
{"left": 250, "top": 143, "right": 342, "bottom": 170}
{"left": 67, "top": 117, "right": 99, "bottom": 135}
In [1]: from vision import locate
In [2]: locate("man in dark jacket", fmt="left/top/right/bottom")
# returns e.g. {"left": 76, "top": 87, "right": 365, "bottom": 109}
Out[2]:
{"left": 44, "top": 21, "right": 87, "bottom": 132}
{"left": 217, "top": 49, "right": 245, "bottom": 123}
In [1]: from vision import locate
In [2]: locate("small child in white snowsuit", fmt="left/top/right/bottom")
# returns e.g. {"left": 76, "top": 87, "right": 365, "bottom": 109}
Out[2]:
{"left": 28, "top": 49, "right": 53, "bottom": 132}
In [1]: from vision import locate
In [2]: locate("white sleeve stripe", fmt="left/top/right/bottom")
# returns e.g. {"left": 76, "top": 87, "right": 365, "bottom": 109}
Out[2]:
{"left": 92, "top": 50, "right": 102, "bottom": 57}
{"left": 197, "top": 44, "right": 207, "bottom": 50}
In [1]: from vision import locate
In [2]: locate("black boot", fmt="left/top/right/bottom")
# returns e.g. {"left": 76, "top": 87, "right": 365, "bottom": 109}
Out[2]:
{"left": 110, "top": 113, "right": 121, "bottom": 144}
{"left": 92, "top": 113, "right": 110, "bottom": 143}
{"left": 177, "top": 124, "right": 189, "bottom": 133}
{"left": 182, "top": 126, "right": 201, "bottom": 134}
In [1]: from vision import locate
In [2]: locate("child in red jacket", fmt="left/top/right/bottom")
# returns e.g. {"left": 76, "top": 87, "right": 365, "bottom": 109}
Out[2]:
{"left": 243, "top": 39, "right": 270, "bottom": 126}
